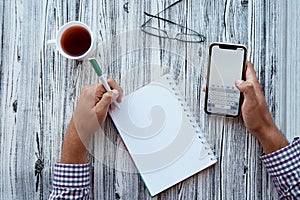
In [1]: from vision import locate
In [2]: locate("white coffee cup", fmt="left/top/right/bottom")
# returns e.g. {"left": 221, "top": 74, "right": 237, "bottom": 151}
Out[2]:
{"left": 47, "top": 21, "right": 95, "bottom": 60}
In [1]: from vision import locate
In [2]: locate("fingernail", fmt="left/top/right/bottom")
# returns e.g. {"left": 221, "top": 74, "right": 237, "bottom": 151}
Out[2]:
{"left": 235, "top": 80, "right": 244, "bottom": 86}
{"left": 112, "top": 89, "right": 119, "bottom": 99}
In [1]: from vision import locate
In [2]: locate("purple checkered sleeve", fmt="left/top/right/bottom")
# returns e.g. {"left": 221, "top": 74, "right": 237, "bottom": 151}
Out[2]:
{"left": 48, "top": 163, "right": 91, "bottom": 200}
{"left": 260, "top": 138, "right": 300, "bottom": 199}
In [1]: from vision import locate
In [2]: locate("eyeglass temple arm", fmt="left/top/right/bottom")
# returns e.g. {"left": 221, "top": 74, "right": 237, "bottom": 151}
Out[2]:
{"left": 142, "top": 12, "right": 204, "bottom": 37}
{"left": 143, "top": 12, "right": 177, "bottom": 26}
{"left": 155, "top": 0, "right": 183, "bottom": 16}
{"left": 141, "top": 0, "right": 183, "bottom": 27}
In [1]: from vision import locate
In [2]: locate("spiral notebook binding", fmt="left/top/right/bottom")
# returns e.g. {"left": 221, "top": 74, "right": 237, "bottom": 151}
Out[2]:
{"left": 166, "top": 73, "right": 217, "bottom": 161}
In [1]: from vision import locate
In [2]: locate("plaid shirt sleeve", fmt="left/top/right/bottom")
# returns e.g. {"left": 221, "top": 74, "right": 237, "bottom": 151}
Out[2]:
{"left": 48, "top": 163, "right": 91, "bottom": 200}
{"left": 260, "top": 138, "right": 300, "bottom": 199}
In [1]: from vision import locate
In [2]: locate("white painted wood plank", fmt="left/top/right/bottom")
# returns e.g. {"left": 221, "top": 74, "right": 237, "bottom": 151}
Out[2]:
{"left": 278, "top": 1, "right": 300, "bottom": 141}
{"left": 247, "top": 0, "right": 282, "bottom": 199}
{"left": 185, "top": 0, "right": 250, "bottom": 199}
{"left": 0, "top": 0, "right": 44, "bottom": 199}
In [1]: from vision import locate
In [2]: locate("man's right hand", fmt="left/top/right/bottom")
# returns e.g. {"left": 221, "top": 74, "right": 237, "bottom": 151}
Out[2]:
{"left": 235, "top": 62, "right": 289, "bottom": 154}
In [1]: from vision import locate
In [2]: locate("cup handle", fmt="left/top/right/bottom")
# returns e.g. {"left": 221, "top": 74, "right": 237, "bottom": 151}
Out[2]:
{"left": 47, "top": 39, "right": 56, "bottom": 45}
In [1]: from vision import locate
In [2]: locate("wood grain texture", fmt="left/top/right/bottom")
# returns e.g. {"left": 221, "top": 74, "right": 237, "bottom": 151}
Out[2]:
{"left": 277, "top": 1, "right": 300, "bottom": 142}
{"left": 0, "top": 0, "right": 299, "bottom": 199}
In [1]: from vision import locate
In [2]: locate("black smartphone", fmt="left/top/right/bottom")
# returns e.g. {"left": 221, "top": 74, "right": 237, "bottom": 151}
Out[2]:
{"left": 204, "top": 42, "right": 247, "bottom": 117}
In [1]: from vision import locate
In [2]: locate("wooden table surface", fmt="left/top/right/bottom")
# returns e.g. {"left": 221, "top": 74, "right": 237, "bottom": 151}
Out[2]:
{"left": 1, "top": 0, "right": 299, "bottom": 199}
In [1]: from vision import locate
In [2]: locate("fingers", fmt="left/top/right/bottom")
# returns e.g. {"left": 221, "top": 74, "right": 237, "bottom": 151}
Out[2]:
{"left": 80, "top": 78, "right": 122, "bottom": 124}
{"left": 94, "top": 87, "right": 119, "bottom": 113}
{"left": 109, "top": 89, "right": 120, "bottom": 110}
{"left": 94, "top": 89, "right": 119, "bottom": 125}
{"left": 245, "top": 62, "right": 260, "bottom": 85}
{"left": 94, "top": 78, "right": 123, "bottom": 104}
{"left": 235, "top": 80, "right": 256, "bottom": 100}
{"left": 94, "top": 78, "right": 122, "bottom": 111}
{"left": 107, "top": 78, "right": 123, "bottom": 103}
{"left": 202, "top": 62, "right": 258, "bottom": 95}
{"left": 243, "top": 62, "right": 266, "bottom": 100}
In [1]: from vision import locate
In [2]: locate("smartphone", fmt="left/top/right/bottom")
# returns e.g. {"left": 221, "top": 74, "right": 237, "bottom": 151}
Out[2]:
{"left": 204, "top": 42, "right": 247, "bottom": 117}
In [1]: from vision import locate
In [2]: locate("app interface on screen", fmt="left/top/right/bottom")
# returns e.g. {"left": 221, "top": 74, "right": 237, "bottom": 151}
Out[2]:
{"left": 207, "top": 45, "right": 245, "bottom": 116}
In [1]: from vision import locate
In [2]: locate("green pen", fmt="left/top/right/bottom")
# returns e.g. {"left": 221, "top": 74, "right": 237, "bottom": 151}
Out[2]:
{"left": 88, "top": 58, "right": 120, "bottom": 109}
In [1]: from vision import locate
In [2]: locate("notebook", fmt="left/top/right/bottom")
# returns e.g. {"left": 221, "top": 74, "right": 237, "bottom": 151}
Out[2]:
{"left": 109, "top": 73, "right": 217, "bottom": 196}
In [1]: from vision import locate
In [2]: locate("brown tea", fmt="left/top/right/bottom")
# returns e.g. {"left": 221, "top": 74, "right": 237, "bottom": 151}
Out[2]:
{"left": 61, "top": 26, "right": 91, "bottom": 56}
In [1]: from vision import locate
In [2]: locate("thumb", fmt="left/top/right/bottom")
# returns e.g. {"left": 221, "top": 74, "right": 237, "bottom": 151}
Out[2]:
{"left": 235, "top": 80, "right": 256, "bottom": 102}
{"left": 94, "top": 89, "right": 119, "bottom": 124}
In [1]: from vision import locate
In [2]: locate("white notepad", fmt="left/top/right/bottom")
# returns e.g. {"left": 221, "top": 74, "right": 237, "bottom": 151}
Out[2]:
{"left": 109, "top": 74, "right": 217, "bottom": 196}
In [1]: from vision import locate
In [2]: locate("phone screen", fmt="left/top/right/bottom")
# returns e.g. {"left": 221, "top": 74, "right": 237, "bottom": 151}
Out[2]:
{"left": 205, "top": 43, "right": 247, "bottom": 117}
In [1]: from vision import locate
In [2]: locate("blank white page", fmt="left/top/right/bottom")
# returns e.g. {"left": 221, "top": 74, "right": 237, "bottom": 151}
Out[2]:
{"left": 109, "top": 74, "right": 217, "bottom": 196}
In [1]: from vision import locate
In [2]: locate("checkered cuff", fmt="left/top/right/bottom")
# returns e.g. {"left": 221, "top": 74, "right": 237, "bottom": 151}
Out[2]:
{"left": 260, "top": 138, "right": 300, "bottom": 177}
{"left": 260, "top": 138, "right": 300, "bottom": 198}
{"left": 52, "top": 163, "right": 90, "bottom": 188}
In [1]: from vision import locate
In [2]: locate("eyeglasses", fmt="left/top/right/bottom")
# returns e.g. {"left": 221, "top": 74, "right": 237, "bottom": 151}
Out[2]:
{"left": 141, "top": 0, "right": 206, "bottom": 43}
